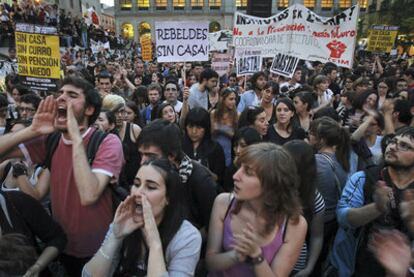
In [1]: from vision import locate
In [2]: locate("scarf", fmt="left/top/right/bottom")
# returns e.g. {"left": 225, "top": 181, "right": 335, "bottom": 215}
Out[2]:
{"left": 178, "top": 155, "right": 193, "bottom": 184}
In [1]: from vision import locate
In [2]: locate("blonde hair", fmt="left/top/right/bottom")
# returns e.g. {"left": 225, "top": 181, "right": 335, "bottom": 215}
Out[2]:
{"left": 102, "top": 94, "right": 126, "bottom": 111}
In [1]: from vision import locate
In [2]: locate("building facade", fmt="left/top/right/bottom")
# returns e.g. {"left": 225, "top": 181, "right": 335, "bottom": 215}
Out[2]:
{"left": 102, "top": 6, "right": 116, "bottom": 33}
{"left": 115, "top": 0, "right": 369, "bottom": 42}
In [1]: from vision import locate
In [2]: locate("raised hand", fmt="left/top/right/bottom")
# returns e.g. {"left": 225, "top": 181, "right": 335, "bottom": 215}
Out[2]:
{"left": 182, "top": 87, "right": 190, "bottom": 102}
{"left": 142, "top": 194, "right": 162, "bottom": 249}
{"left": 66, "top": 102, "right": 82, "bottom": 142}
{"left": 112, "top": 195, "right": 144, "bottom": 240}
{"left": 401, "top": 189, "right": 414, "bottom": 233}
{"left": 30, "top": 95, "right": 56, "bottom": 135}
{"left": 369, "top": 230, "right": 411, "bottom": 277}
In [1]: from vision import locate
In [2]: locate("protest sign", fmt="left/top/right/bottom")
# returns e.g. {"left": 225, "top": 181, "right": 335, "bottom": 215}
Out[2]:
{"left": 15, "top": 23, "right": 60, "bottom": 92}
{"left": 90, "top": 40, "right": 111, "bottom": 54}
{"left": 237, "top": 55, "right": 262, "bottom": 76}
{"left": 209, "top": 30, "right": 233, "bottom": 51}
{"left": 233, "top": 4, "right": 359, "bottom": 68}
{"left": 155, "top": 21, "right": 209, "bottom": 62}
{"left": 211, "top": 52, "right": 233, "bottom": 76}
{"left": 270, "top": 53, "right": 300, "bottom": 78}
{"left": 140, "top": 34, "right": 153, "bottom": 62}
{"left": 367, "top": 25, "right": 399, "bottom": 53}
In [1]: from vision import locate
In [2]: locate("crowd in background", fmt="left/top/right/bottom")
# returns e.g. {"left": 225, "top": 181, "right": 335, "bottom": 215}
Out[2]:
{"left": 1, "top": 7, "right": 414, "bottom": 276}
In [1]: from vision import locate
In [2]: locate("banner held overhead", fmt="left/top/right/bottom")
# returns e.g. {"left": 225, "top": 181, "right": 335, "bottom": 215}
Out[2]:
{"left": 155, "top": 21, "right": 209, "bottom": 63}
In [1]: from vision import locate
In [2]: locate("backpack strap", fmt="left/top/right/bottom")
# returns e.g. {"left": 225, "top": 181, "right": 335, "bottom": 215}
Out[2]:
{"left": 44, "top": 132, "right": 62, "bottom": 170}
{"left": 86, "top": 129, "right": 108, "bottom": 164}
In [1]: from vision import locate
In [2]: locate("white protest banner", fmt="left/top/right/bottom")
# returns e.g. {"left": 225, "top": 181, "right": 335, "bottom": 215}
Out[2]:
{"left": 237, "top": 55, "right": 262, "bottom": 77}
{"left": 155, "top": 21, "right": 209, "bottom": 63}
{"left": 209, "top": 30, "right": 233, "bottom": 51}
{"left": 211, "top": 52, "right": 233, "bottom": 76}
{"left": 270, "top": 53, "right": 300, "bottom": 78}
{"left": 233, "top": 4, "right": 359, "bottom": 68}
{"left": 90, "top": 40, "right": 110, "bottom": 54}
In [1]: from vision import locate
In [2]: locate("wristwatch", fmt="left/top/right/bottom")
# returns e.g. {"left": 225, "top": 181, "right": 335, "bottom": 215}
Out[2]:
{"left": 248, "top": 253, "right": 265, "bottom": 265}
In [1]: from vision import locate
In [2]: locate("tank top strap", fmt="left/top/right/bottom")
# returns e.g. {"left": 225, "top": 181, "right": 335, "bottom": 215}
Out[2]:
{"left": 123, "top": 122, "right": 132, "bottom": 143}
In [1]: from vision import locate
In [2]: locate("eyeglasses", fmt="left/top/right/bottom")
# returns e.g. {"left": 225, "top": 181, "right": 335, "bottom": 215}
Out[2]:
{"left": 17, "top": 107, "right": 35, "bottom": 113}
{"left": 388, "top": 138, "right": 414, "bottom": 152}
{"left": 165, "top": 88, "right": 177, "bottom": 91}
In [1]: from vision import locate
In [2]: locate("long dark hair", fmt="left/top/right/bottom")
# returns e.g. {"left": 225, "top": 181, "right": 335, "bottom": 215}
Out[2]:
{"left": 310, "top": 116, "right": 351, "bottom": 172}
{"left": 284, "top": 140, "right": 317, "bottom": 224}
{"left": 274, "top": 97, "right": 300, "bottom": 132}
{"left": 118, "top": 159, "right": 187, "bottom": 276}
{"left": 182, "top": 108, "right": 214, "bottom": 157}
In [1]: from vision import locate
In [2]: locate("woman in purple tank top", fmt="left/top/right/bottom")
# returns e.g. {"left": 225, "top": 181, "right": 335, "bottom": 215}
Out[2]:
{"left": 206, "top": 143, "right": 307, "bottom": 277}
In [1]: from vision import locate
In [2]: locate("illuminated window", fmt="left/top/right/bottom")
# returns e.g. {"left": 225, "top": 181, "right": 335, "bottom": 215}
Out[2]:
{"left": 155, "top": 0, "right": 168, "bottom": 9}
{"left": 278, "top": 0, "right": 289, "bottom": 9}
{"left": 120, "top": 0, "right": 132, "bottom": 10}
{"left": 320, "top": 0, "right": 333, "bottom": 9}
{"left": 236, "top": 0, "right": 247, "bottom": 9}
{"left": 339, "top": 0, "right": 351, "bottom": 8}
{"left": 137, "top": 0, "right": 150, "bottom": 9}
{"left": 210, "top": 0, "right": 221, "bottom": 9}
{"left": 173, "top": 0, "right": 186, "bottom": 9}
{"left": 122, "top": 23, "right": 134, "bottom": 39}
{"left": 359, "top": 0, "right": 368, "bottom": 9}
{"left": 304, "top": 0, "right": 315, "bottom": 8}
{"left": 191, "top": 0, "right": 203, "bottom": 9}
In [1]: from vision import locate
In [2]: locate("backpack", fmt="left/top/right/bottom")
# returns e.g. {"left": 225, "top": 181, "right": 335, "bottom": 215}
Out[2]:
{"left": 44, "top": 129, "right": 128, "bottom": 213}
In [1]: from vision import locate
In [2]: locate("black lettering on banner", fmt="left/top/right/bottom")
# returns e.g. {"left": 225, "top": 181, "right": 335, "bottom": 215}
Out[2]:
{"left": 18, "top": 65, "right": 28, "bottom": 75}
{"left": 17, "top": 44, "right": 27, "bottom": 54}
{"left": 237, "top": 56, "right": 262, "bottom": 76}
{"left": 270, "top": 53, "right": 300, "bottom": 78}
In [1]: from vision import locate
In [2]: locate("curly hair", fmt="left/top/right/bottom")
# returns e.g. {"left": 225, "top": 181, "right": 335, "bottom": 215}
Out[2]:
{"left": 235, "top": 143, "right": 302, "bottom": 235}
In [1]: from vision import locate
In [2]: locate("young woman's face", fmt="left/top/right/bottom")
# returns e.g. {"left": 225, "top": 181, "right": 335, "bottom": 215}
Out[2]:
{"left": 233, "top": 163, "right": 262, "bottom": 200}
{"left": 12, "top": 88, "right": 21, "bottom": 103}
{"left": 224, "top": 92, "right": 237, "bottom": 110}
{"left": 363, "top": 93, "right": 378, "bottom": 111}
{"left": 130, "top": 165, "right": 168, "bottom": 223}
{"left": 317, "top": 80, "right": 329, "bottom": 92}
{"left": 262, "top": 88, "right": 273, "bottom": 104}
{"left": 124, "top": 106, "right": 136, "bottom": 123}
{"left": 134, "top": 76, "right": 142, "bottom": 86}
{"left": 186, "top": 125, "right": 205, "bottom": 144}
{"left": 95, "top": 112, "right": 114, "bottom": 132}
{"left": 364, "top": 116, "right": 379, "bottom": 136}
{"left": 293, "top": 96, "right": 307, "bottom": 114}
{"left": 152, "top": 73, "right": 159, "bottom": 83}
{"left": 234, "top": 138, "right": 247, "bottom": 161}
{"left": 345, "top": 78, "right": 353, "bottom": 90}
{"left": 253, "top": 111, "right": 269, "bottom": 137}
{"left": 161, "top": 106, "right": 176, "bottom": 123}
{"left": 276, "top": 102, "right": 294, "bottom": 125}
{"left": 114, "top": 106, "right": 126, "bottom": 127}
{"left": 377, "top": 82, "right": 389, "bottom": 96}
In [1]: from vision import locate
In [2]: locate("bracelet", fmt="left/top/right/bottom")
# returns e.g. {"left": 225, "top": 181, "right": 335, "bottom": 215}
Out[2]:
{"left": 99, "top": 248, "right": 111, "bottom": 260}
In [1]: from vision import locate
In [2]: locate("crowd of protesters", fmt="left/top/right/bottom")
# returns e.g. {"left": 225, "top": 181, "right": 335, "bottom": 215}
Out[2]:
{"left": 0, "top": 0, "right": 126, "bottom": 50}
{"left": 2, "top": 16, "right": 414, "bottom": 276}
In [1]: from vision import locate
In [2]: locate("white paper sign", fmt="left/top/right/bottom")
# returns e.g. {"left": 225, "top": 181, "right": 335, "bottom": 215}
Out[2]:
{"left": 270, "top": 53, "right": 300, "bottom": 78}
{"left": 237, "top": 55, "right": 262, "bottom": 76}
{"left": 211, "top": 53, "right": 233, "bottom": 76}
{"left": 155, "top": 21, "right": 209, "bottom": 62}
{"left": 233, "top": 4, "right": 359, "bottom": 68}
{"left": 209, "top": 30, "right": 233, "bottom": 51}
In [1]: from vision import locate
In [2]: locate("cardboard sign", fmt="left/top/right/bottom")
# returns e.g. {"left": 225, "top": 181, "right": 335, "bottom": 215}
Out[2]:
{"left": 233, "top": 4, "right": 359, "bottom": 68}
{"left": 270, "top": 53, "right": 300, "bottom": 78}
{"left": 90, "top": 40, "right": 110, "bottom": 54}
{"left": 209, "top": 30, "right": 233, "bottom": 51}
{"left": 155, "top": 21, "right": 209, "bottom": 62}
{"left": 237, "top": 55, "right": 262, "bottom": 76}
{"left": 367, "top": 25, "right": 399, "bottom": 53}
{"left": 15, "top": 23, "right": 60, "bottom": 92}
{"left": 211, "top": 52, "right": 233, "bottom": 76}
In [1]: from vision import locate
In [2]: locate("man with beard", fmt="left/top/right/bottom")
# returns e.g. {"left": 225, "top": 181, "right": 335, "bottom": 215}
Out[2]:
{"left": 237, "top": 71, "right": 268, "bottom": 112}
{"left": 329, "top": 126, "right": 414, "bottom": 277}
{"left": 0, "top": 76, "right": 124, "bottom": 276}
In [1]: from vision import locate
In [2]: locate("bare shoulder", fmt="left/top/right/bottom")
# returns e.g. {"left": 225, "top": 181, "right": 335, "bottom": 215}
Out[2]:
{"left": 213, "top": 193, "right": 234, "bottom": 219}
